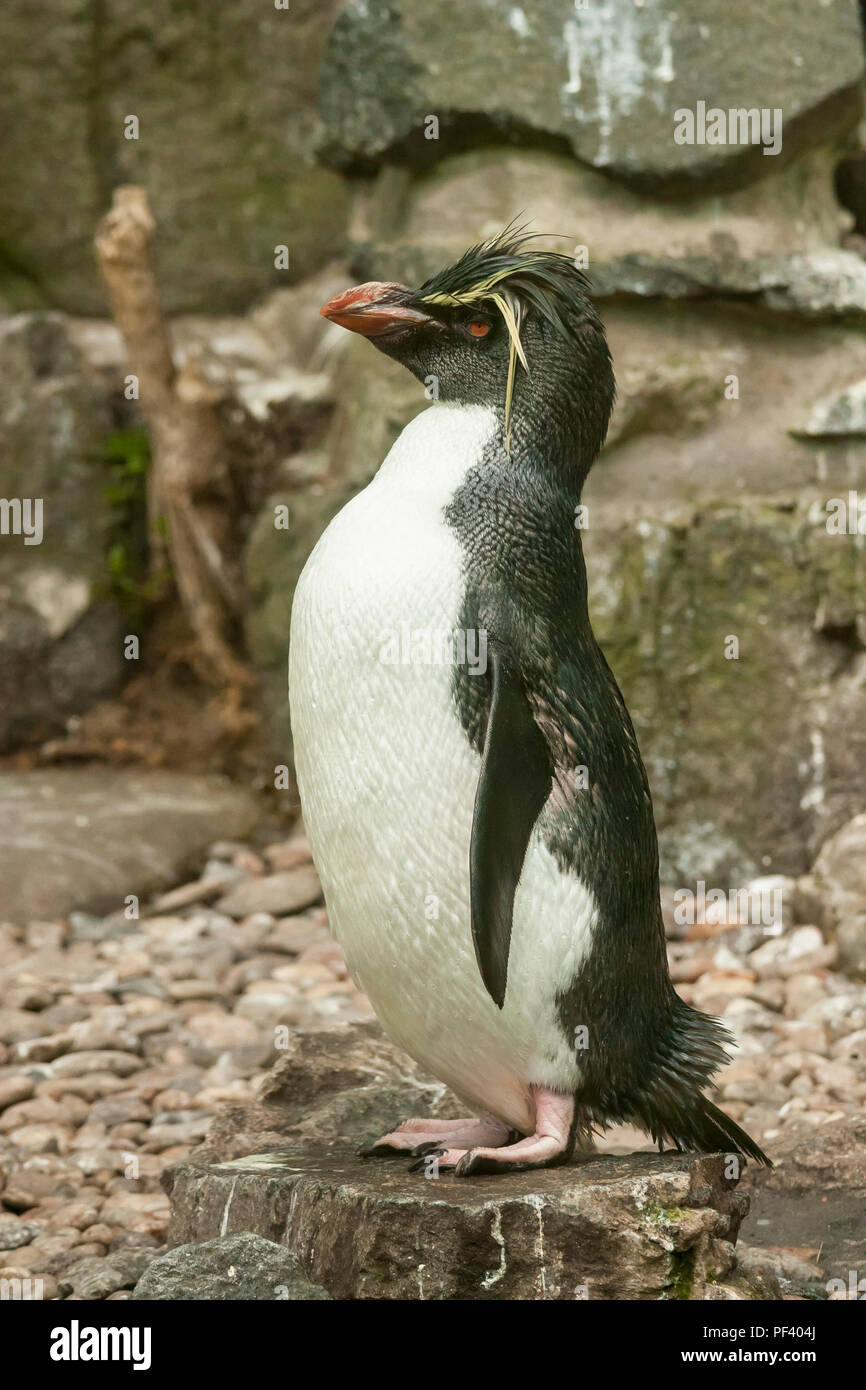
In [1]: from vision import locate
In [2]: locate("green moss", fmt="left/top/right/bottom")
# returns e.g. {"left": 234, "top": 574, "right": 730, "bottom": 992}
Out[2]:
{"left": 584, "top": 500, "right": 866, "bottom": 879}
{"left": 667, "top": 1248, "right": 696, "bottom": 1301}
{"left": 797, "top": 1283, "right": 829, "bottom": 1301}
{"left": 97, "top": 429, "right": 158, "bottom": 619}
{"left": 642, "top": 1205, "right": 697, "bottom": 1298}
{"left": 643, "top": 1204, "right": 690, "bottom": 1226}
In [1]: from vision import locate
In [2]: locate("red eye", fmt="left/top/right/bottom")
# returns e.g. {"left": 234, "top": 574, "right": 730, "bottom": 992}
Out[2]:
{"left": 468, "top": 320, "right": 490, "bottom": 337}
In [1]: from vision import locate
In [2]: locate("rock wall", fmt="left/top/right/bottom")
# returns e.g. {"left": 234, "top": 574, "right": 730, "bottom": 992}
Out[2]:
{"left": 0, "top": 0, "right": 348, "bottom": 314}
{"left": 318, "top": 0, "right": 863, "bottom": 187}
{"left": 2, "top": 0, "right": 866, "bottom": 882}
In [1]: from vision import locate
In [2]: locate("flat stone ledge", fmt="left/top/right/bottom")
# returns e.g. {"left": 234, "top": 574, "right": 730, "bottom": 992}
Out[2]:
{"left": 0, "top": 768, "right": 261, "bottom": 921}
{"left": 164, "top": 1143, "right": 759, "bottom": 1300}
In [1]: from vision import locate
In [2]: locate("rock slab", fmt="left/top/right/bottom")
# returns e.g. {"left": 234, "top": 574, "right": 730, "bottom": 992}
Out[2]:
{"left": 165, "top": 1145, "right": 753, "bottom": 1300}
{"left": 192, "top": 1020, "right": 464, "bottom": 1165}
{"left": 319, "top": 0, "right": 864, "bottom": 188}
{"left": 0, "top": 768, "right": 260, "bottom": 922}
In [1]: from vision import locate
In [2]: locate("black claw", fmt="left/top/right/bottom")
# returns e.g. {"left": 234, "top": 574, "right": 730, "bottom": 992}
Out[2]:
{"left": 455, "top": 1150, "right": 556, "bottom": 1177}
{"left": 409, "top": 1140, "right": 444, "bottom": 1157}
{"left": 357, "top": 1140, "right": 401, "bottom": 1158}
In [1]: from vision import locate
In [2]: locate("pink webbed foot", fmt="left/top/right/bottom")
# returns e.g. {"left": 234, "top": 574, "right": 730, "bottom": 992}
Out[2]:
{"left": 358, "top": 1114, "right": 513, "bottom": 1158}
{"left": 419, "top": 1088, "right": 576, "bottom": 1177}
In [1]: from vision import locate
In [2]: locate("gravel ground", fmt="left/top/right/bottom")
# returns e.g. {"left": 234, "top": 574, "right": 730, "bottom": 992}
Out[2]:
{"left": 0, "top": 833, "right": 373, "bottom": 1299}
{"left": 0, "top": 835, "right": 863, "bottom": 1299}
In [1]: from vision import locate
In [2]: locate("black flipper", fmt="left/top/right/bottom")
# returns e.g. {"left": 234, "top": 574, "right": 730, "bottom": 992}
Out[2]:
{"left": 470, "top": 642, "right": 552, "bottom": 1008}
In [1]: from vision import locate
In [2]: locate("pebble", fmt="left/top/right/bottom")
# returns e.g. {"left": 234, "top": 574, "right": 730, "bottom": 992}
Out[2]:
{"left": 14, "top": 1033, "right": 73, "bottom": 1063}
{"left": 264, "top": 837, "right": 313, "bottom": 871}
{"left": 749, "top": 926, "right": 837, "bottom": 979}
{"left": 0, "top": 1076, "right": 35, "bottom": 1111}
{"left": 216, "top": 868, "right": 322, "bottom": 919}
{"left": 58, "top": 1259, "right": 129, "bottom": 1300}
{"left": 186, "top": 1013, "right": 261, "bottom": 1048}
{"left": 50, "top": 1051, "right": 146, "bottom": 1078}
{"left": 0, "top": 1216, "right": 41, "bottom": 1250}
{"left": 81, "top": 1223, "right": 114, "bottom": 1245}
{"left": 24, "top": 922, "right": 66, "bottom": 951}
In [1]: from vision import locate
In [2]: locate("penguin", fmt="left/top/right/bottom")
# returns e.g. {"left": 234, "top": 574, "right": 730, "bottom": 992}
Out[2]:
{"left": 289, "top": 226, "right": 770, "bottom": 1176}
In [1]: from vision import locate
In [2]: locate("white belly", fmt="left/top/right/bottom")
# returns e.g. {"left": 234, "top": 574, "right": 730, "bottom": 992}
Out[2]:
{"left": 289, "top": 404, "right": 597, "bottom": 1132}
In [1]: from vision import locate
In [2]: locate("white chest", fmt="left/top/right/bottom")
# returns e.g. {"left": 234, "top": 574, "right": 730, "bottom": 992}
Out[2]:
{"left": 289, "top": 403, "right": 489, "bottom": 925}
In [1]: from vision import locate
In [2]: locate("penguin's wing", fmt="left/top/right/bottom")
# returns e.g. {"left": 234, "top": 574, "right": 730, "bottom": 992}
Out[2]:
{"left": 470, "top": 642, "right": 552, "bottom": 1008}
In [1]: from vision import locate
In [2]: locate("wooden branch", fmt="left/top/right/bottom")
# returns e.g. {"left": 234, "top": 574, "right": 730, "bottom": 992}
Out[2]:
{"left": 94, "top": 186, "right": 251, "bottom": 690}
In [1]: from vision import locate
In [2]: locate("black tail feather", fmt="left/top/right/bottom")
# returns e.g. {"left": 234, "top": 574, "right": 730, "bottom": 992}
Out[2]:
{"left": 626, "top": 998, "right": 773, "bottom": 1167}
{"left": 655, "top": 1093, "right": 771, "bottom": 1167}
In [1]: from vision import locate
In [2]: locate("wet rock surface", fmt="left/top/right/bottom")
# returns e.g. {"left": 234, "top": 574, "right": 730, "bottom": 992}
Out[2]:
{"left": 164, "top": 1145, "right": 753, "bottom": 1301}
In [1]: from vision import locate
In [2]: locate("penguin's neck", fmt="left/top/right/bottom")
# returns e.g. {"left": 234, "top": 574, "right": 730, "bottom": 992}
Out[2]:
{"left": 489, "top": 397, "right": 600, "bottom": 499}
{"left": 442, "top": 401, "right": 598, "bottom": 635}
{"left": 484, "top": 405, "right": 598, "bottom": 510}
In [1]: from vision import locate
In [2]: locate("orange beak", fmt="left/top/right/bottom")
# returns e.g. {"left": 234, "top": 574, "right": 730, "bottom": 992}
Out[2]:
{"left": 320, "top": 281, "right": 431, "bottom": 338}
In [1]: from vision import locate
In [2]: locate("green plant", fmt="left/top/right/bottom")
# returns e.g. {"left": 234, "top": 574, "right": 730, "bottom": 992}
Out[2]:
{"left": 99, "top": 428, "right": 157, "bottom": 617}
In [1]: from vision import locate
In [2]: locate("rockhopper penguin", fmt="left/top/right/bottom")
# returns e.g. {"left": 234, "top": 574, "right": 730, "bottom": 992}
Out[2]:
{"left": 289, "top": 227, "right": 770, "bottom": 1175}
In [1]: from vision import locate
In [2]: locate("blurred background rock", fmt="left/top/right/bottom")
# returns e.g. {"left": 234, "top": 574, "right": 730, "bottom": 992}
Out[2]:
{"left": 3, "top": 0, "right": 866, "bottom": 1303}
{"left": 2, "top": 0, "right": 866, "bottom": 888}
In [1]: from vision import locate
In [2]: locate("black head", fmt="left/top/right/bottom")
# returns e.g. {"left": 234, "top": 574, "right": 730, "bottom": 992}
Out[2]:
{"left": 321, "top": 227, "right": 615, "bottom": 470}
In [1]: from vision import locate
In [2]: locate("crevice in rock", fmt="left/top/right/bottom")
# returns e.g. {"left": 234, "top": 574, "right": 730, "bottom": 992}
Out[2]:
{"left": 80, "top": 0, "right": 124, "bottom": 212}
{"left": 835, "top": 154, "right": 866, "bottom": 239}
